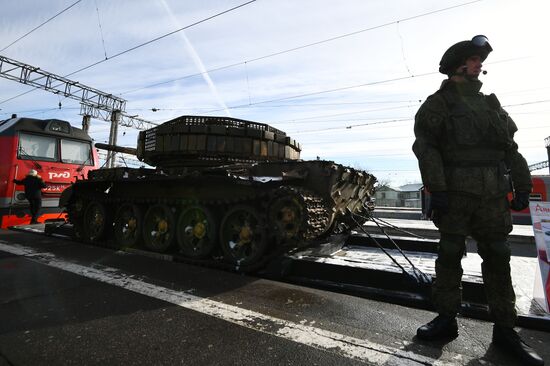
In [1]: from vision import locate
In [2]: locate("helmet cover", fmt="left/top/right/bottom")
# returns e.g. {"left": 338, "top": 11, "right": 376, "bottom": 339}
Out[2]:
{"left": 439, "top": 35, "right": 492, "bottom": 74}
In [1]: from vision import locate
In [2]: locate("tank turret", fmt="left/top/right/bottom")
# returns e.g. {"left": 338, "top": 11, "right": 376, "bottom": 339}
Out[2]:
{"left": 136, "top": 115, "right": 300, "bottom": 168}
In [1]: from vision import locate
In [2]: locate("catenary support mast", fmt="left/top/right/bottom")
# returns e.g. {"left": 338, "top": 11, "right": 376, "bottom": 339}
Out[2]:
{"left": 0, "top": 55, "right": 156, "bottom": 166}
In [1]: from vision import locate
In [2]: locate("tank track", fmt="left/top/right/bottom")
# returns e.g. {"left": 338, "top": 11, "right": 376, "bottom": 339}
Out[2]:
{"left": 267, "top": 186, "right": 331, "bottom": 246}
{"left": 65, "top": 182, "right": 335, "bottom": 273}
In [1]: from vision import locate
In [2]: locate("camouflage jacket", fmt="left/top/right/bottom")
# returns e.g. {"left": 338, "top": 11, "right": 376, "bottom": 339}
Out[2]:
{"left": 412, "top": 80, "right": 532, "bottom": 197}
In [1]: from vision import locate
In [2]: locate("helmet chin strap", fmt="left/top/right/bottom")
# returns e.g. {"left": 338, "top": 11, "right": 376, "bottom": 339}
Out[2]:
{"left": 450, "top": 66, "right": 478, "bottom": 81}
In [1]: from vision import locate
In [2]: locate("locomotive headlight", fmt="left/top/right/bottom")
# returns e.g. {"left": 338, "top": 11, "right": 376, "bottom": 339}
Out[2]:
{"left": 47, "top": 120, "right": 71, "bottom": 134}
{"left": 16, "top": 193, "right": 26, "bottom": 201}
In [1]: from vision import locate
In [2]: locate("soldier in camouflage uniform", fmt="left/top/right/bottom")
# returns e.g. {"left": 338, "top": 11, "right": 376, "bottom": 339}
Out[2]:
{"left": 413, "top": 35, "right": 544, "bottom": 366}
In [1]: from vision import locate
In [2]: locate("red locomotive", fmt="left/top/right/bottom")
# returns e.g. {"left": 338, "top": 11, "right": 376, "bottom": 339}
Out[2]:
{"left": 0, "top": 115, "right": 98, "bottom": 228}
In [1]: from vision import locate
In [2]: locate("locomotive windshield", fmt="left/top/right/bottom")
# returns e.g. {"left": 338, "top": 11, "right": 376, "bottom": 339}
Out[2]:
{"left": 17, "top": 132, "right": 93, "bottom": 165}
{"left": 18, "top": 133, "right": 57, "bottom": 161}
{"left": 61, "top": 139, "right": 93, "bottom": 165}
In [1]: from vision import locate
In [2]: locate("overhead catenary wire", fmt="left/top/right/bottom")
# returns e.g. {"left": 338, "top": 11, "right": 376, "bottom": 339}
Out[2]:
{"left": 127, "top": 90, "right": 549, "bottom": 124}
{"left": 65, "top": 0, "right": 257, "bottom": 78}
{"left": 291, "top": 121, "right": 550, "bottom": 135}
{"left": 396, "top": 21, "right": 413, "bottom": 77}
{"left": 286, "top": 97, "right": 550, "bottom": 135}
{"left": 129, "top": 100, "right": 423, "bottom": 112}
{"left": 370, "top": 169, "right": 420, "bottom": 172}
{"left": 276, "top": 104, "right": 421, "bottom": 124}
{"left": 94, "top": 0, "right": 108, "bottom": 60}
{"left": 122, "top": 99, "right": 550, "bottom": 140}
{"left": 202, "top": 53, "right": 540, "bottom": 114}
{"left": 0, "top": 0, "right": 257, "bottom": 105}
{"left": 124, "top": 99, "right": 424, "bottom": 117}
{"left": 6, "top": 0, "right": 545, "bottom": 135}
{"left": 503, "top": 99, "right": 550, "bottom": 108}
{"left": 291, "top": 118, "right": 413, "bottom": 134}
{"left": 119, "top": 95, "right": 549, "bottom": 127}
{"left": 126, "top": 53, "right": 543, "bottom": 116}
{"left": 120, "top": 0, "right": 483, "bottom": 96}
{"left": 203, "top": 73, "right": 435, "bottom": 114}
{"left": 5, "top": 0, "right": 548, "bottom": 150}
{"left": 0, "top": 0, "right": 83, "bottom": 52}
{"left": 7, "top": 97, "right": 547, "bottom": 145}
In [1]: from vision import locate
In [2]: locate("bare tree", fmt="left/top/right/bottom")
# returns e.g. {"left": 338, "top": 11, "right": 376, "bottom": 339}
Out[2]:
{"left": 375, "top": 179, "right": 392, "bottom": 190}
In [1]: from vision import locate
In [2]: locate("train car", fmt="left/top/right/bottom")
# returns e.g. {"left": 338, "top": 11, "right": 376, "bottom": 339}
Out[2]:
{"left": 0, "top": 115, "right": 98, "bottom": 228}
{"left": 511, "top": 175, "right": 550, "bottom": 225}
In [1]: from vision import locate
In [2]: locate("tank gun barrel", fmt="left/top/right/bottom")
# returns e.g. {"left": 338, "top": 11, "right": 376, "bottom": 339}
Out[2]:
{"left": 95, "top": 143, "right": 137, "bottom": 156}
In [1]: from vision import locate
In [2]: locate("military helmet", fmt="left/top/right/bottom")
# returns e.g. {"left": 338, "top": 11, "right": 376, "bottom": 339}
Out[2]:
{"left": 439, "top": 35, "right": 493, "bottom": 74}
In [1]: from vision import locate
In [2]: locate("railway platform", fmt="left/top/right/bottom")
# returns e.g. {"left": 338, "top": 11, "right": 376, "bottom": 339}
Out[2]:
{"left": 1, "top": 227, "right": 549, "bottom": 365}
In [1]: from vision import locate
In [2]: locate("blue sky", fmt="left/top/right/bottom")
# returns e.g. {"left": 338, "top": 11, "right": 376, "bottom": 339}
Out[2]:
{"left": 1, "top": 0, "right": 549, "bottom": 186}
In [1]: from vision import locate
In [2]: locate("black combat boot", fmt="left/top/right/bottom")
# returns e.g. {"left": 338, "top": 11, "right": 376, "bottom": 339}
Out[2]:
{"left": 492, "top": 325, "right": 544, "bottom": 366}
{"left": 416, "top": 314, "right": 458, "bottom": 340}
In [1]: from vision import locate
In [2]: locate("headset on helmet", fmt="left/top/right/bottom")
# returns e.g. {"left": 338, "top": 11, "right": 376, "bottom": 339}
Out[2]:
{"left": 439, "top": 35, "right": 492, "bottom": 75}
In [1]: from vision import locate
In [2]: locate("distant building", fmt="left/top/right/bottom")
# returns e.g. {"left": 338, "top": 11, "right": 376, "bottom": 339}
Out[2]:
{"left": 374, "top": 186, "right": 400, "bottom": 207}
{"left": 375, "top": 183, "right": 423, "bottom": 208}
{"left": 398, "top": 183, "right": 423, "bottom": 208}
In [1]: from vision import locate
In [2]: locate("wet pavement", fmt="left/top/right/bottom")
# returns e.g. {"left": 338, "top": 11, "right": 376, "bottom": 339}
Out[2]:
{"left": 0, "top": 228, "right": 549, "bottom": 365}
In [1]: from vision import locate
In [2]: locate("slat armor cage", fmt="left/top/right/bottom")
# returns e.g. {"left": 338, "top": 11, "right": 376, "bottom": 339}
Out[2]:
{"left": 136, "top": 115, "right": 301, "bottom": 167}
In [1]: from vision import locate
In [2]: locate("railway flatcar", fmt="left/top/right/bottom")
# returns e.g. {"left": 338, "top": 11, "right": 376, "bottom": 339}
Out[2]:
{"left": 0, "top": 115, "right": 98, "bottom": 228}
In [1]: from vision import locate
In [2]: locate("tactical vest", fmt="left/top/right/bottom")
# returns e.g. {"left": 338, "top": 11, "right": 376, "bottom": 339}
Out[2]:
{"left": 435, "top": 88, "right": 513, "bottom": 196}
{"left": 437, "top": 89, "right": 512, "bottom": 167}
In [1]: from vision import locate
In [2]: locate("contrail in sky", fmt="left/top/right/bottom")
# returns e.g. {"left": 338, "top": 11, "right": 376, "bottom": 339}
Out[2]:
{"left": 160, "top": 0, "right": 232, "bottom": 117}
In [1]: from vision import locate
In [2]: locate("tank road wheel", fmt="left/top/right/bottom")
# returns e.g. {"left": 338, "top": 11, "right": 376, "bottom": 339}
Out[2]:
{"left": 72, "top": 219, "right": 85, "bottom": 240}
{"left": 83, "top": 200, "right": 111, "bottom": 243}
{"left": 176, "top": 205, "right": 217, "bottom": 259}
{"left": 114, "top": 204, "right": 142, "bottom": 248}
{"left": 68, "top": 197, "right": 88, "bottom": 240}
{"left": 142, "top": 204, "right": 175, "bottom": 252}
{"left": 267, "top": 192, "right": 306, "bottom": 245}
{"left": 219, "top": 205, "right": 267, "bottom": 268}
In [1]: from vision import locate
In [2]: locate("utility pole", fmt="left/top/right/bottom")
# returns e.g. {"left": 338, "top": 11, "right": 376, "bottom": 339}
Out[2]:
{"left": 527, "top": 136, "right": 550, "bottom": 173}
{"left": 81, "top": 114, "right": 91, "bottom": 133}
{"left": 0, "top": 55, "right": 157, "bottom": 166}
{"left": 107, "top": 110, "right": 121, "bottom": 168}
{"left": 546, "top": 136, "right": 550, "bottom": 174}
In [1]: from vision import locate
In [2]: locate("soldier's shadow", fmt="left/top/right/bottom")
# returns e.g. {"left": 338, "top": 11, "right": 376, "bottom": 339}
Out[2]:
{"left": 464, "top": 343, "right": 521, "bottom": 366}
{"left": 407, "top": 336, "right": 524, "bottom": 365}
{"left": 406, "top": 335, "right": 458, "bottom": 362}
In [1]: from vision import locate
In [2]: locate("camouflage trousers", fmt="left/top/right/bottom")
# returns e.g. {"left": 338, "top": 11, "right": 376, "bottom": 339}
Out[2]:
{"left": 432, "top": 193, "right": 516, "bottom": 327}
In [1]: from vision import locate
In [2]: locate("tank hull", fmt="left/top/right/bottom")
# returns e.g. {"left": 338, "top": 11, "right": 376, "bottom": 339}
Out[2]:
{"left": 62, "top": 160, "right": 376, "bottom": 271}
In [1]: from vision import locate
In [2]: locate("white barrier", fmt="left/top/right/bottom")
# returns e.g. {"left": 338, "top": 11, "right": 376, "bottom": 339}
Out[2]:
{"left": 530, "top": 201, "right": 550, "bottom": 312}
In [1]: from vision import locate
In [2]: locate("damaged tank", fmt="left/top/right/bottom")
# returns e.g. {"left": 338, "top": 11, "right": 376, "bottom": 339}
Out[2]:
{"left": 60, "top": 115, "right": 377, "bottom": 271}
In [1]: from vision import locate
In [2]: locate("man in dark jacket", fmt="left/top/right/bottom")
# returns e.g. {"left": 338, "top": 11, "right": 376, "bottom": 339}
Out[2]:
{"left": 412, "top": 35, "right": 543, "bottom": 365}
{"left": 13, "top": 169, "right": 46, "bottom": 224}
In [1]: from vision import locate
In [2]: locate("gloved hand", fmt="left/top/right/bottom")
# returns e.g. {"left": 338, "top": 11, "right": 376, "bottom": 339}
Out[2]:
{"left": 510, "top": 191, "right": 529, "bottom": 211}
{"left": 430, "top": 191, "right": 449, "bottom": 214}
{"left": 427, "top": 191, "right": 449, "bottom": 227}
